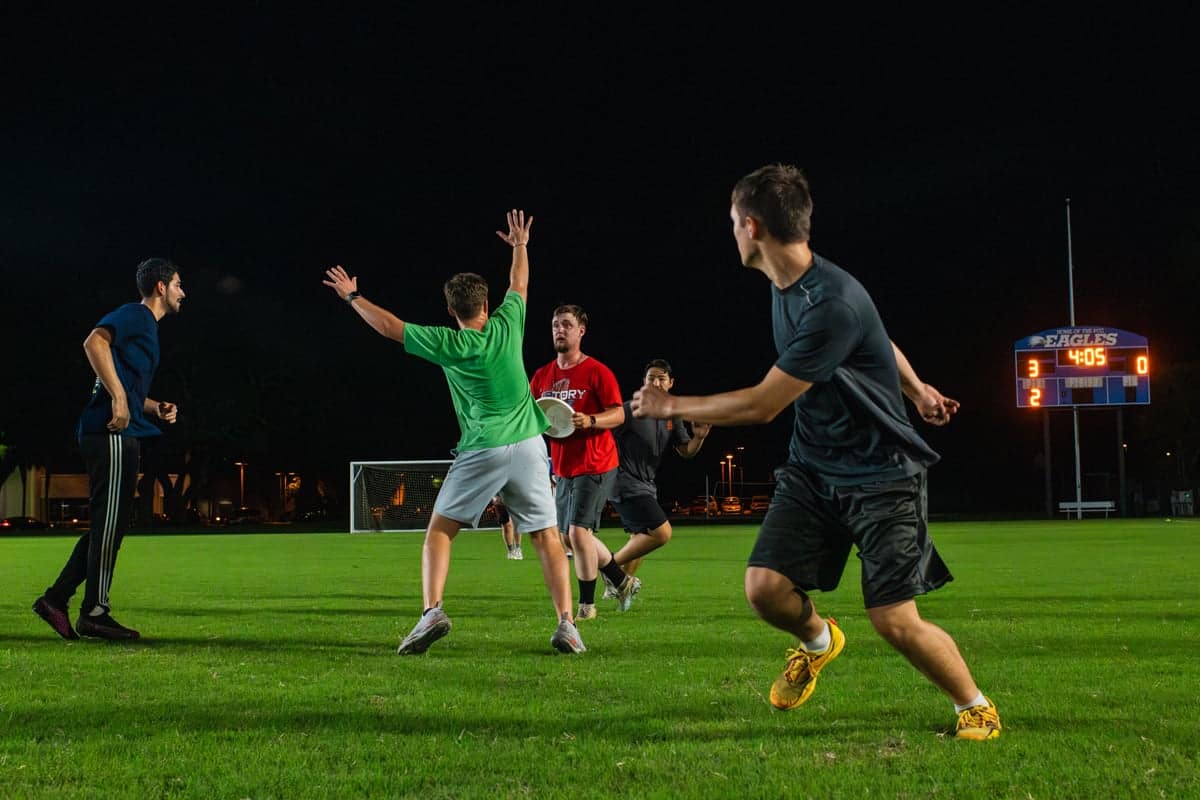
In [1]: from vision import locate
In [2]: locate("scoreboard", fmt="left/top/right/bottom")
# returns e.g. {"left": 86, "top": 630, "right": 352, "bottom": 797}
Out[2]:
{"left": 1014, "top": 326, "right": 1150, "bottom": 408}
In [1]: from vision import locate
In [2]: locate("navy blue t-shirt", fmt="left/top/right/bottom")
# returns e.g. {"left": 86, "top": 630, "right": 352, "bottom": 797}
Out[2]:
{"left": 772, "top": 253, "right": 938, "bottom": 484}
{"left": 76, "top": 302, "right": 162, "bottom": 439}
{"left": 611, "top": 400, "right": 692, "bottom": 499}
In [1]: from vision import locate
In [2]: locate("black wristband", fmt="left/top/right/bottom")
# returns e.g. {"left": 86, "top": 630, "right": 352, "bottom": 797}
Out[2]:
{"left": 589, "top": 415, "right": 597, "bottom": 428}
{"left": 345, "top": 291, "right": 362, "bottom": 304}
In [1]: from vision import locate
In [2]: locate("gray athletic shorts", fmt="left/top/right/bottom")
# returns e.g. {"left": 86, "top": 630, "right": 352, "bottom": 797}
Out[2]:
{"left": 555, "top": 467, "right": 617, "bottom": 533}
{"left": 432, "top": 435, "right": 557, "bottom": 533}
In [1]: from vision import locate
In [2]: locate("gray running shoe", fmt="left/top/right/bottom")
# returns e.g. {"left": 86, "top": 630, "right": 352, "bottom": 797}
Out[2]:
{"left": 576, "top": 602, "right": 597, "bottom": 621}
{"left": 550, "top": 619, "right": 587, "bottom": 654}
{"left": 615, "top": 576, "right": 642, "bottom": 612}
{"left": 600, "top": 572, "right": 618, "bottom": 599}
{"left": 397, "top": 607, "right": 451, "bottom": 654}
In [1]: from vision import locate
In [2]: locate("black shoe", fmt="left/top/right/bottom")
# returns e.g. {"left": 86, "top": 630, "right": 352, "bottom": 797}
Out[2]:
{"left": 76, "top": 613, "right": 141, "bottom": 641}
{"left": 33, "top": 597, "right": 79, "bottom": 640}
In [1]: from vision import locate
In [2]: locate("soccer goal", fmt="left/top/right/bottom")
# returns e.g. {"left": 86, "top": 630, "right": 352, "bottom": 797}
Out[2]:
{"left": 349, "top": 460, "right": 453, "bottom": 533}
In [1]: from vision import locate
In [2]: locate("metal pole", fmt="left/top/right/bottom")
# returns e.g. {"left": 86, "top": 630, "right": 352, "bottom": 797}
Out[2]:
{"left": 1067, "top": 198, "right": 1082, "bottom": 519}
{"left": 1117, "top": 408, "right": 1127, "bottom": 517}
{"left": 1067, "top": 198, "right": 1076, "bottom": 326}
{"left": 1043, "top": 409, "right": 1053, "bottom": 518}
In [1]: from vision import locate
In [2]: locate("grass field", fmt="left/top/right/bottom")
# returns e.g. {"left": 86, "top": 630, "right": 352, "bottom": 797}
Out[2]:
{"left": 2, "top": 519, "right": 1198, "bottom": 799}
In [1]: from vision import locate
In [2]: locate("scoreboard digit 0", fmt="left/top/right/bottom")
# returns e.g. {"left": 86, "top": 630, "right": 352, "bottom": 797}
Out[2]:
{"left": 1014, "top": 327, "right": 1150, "bottom": 408}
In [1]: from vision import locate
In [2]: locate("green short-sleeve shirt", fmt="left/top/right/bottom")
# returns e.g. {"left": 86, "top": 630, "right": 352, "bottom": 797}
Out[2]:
{"left": 404, "top": 291, "right": 548, "bottom": 452}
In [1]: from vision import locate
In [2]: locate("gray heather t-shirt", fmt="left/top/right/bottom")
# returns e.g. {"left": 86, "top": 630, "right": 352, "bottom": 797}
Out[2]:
{"left": 611, "top": 400, "right": 691, "bottom": 499}
{"left": 772, "top": 252, "right": 938, "bottom": 484}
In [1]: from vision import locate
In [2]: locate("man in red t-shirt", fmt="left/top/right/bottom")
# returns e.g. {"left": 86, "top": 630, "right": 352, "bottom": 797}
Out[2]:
{"left": 530, "top": 304, "right": 641, "bottom": 620}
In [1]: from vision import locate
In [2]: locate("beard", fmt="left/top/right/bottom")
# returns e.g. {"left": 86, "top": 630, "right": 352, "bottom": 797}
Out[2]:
{"left": 553, "top": 339, "right": 570, "bottom": 353}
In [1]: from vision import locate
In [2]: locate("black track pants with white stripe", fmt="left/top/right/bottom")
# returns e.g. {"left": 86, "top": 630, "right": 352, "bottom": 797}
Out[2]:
{"left": 45, "top": 433, "right": 141, "bottom": 615}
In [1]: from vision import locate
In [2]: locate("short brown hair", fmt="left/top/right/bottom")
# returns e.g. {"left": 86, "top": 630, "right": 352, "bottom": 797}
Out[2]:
{"left": 552, "top": 304, "right": 588, "bottom": 327}
{"left": 731, "top": 164, "right": 813, "bottom": 243}
{"left": 443, "top": 273, "right": 489, "bottom": 319}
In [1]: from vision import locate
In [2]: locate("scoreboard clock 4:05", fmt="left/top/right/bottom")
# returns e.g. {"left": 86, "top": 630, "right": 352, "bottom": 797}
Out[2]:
{"left": 1014, "top": 327, "right": 1150, "bottom": 408}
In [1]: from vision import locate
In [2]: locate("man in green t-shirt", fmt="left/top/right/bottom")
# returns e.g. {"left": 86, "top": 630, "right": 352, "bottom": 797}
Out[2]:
{"left": 322, "top": 210, "right": 584, "bottom": 655}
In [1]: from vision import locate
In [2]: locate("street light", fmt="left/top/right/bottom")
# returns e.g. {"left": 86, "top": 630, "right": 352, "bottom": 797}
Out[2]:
{"left": 737, "top": 446, "right": 746, "bottom": 494}
{"left": 725, "top": 454, "right": 733, "bottom": 496}
{"left": 234, "top": 461, "right": 247, "bottom": 508}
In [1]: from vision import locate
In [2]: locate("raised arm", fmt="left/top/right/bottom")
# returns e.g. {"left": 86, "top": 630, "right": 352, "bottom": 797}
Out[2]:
{"left": 494, "top": 209, "right": 533, "bottom": 301}
{"left": 632, "top": 366, "right": 810, "bottom": 426}
{"left": 323, "top": 265, "right": 407, "bottom": 343}
{"left": 891, "top": 341, "right": 959, "bottom": 425}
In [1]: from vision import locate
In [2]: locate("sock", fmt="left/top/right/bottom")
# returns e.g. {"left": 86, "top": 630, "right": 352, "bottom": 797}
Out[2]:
{"left": 422, "top": 603, "right": 441, "bottom": 616}
{"left": 507, "top": 543, "right": 516, "bottom": 552}
{"left": 579, "top": 579, "right": 597, "bottom": 605}
{"left": 599, "top": 558, "right": 626, "bottom": 588}
{"left": 954, "top": 692, "right": 988, "bottom": 713}
{"left": 802, "top": 620, "right": 831, "bottom": 653}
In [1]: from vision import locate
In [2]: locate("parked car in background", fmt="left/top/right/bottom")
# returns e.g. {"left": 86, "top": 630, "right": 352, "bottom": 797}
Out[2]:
{"left": 749, "top": 495, "right": 771, "bottom": 513}
{"left": 720, "top": 496, "right": 742, "bottom": 514}
{"left": 688, "top": 496, "right": 718, "bottom": 517}
{"left": 226, "top": 507, "right": 264, "bottom": 525}
{"left": 1, "top": 516, "right": 48, "bottom": 530}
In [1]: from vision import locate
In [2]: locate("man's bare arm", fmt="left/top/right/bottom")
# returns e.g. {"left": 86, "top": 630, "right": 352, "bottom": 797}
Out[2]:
{"left": 891, "top": 341, "right": 960, "bottom": 425}
{"left": 83, "top": 328, "right": 130, "bottom": 432}
{"left": 632, "top": 367, "right": 811, "bottom": 426}
{"left": 495, "top": 209, "right": 533, "bottom": 302}
{"left": 323, "top": 265, "right": 406, "bottom": 344}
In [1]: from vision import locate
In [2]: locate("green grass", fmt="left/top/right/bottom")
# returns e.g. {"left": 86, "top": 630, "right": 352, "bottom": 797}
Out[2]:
{"left": 2, "top": 519, "right": 1198, "bottom": 799}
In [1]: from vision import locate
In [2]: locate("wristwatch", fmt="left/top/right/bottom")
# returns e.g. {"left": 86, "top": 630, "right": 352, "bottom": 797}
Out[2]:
{"left": 345, "top": 291, "right": 362, "bottom": 304}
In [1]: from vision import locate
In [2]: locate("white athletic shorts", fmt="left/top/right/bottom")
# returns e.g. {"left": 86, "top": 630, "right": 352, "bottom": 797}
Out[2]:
{"left": 432, "top": 434, "right": 557, "bottom": 533}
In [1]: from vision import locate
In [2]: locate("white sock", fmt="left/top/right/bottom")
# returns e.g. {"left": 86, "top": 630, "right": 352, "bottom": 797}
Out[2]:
{"left": 802, "top": 620, "right": 831, "bottom": 654}
{"left": 954, "top": 692, "right": 988, "bottom": 713}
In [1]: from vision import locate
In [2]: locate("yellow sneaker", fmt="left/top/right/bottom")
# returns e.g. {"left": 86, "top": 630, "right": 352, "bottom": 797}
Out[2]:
{"left": 955, "top": 698, "right": 1001, "bottom": 740}
{"left": 769, "top": 618, "right": 845, "bottom": 710}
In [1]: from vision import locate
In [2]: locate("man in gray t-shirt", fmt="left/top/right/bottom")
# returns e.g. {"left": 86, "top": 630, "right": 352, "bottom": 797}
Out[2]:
{"left": 599, "top": 360, "right": 709, "bottom": 582}
{"left": 632, "top": 164, "right": 1000, "bottom": 742}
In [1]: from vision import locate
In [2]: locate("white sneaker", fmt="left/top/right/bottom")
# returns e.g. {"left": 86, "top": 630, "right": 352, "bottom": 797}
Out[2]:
{"left": 397, "top": 607, "right": 451, "bottom": 654}
{"left": 513, "top": 547, "right": 524, "bottom": 560}
{"left": 615, "top": 576, "right": 642, "bottom": 612}
{"left": 576, "top": 602, "right": 597, "bottom": 621}
{"left": 551, "top": 619, "right": 587, "bottom": 653}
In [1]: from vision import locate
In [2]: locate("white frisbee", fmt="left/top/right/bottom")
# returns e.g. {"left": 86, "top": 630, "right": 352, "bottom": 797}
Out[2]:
{"left": 536, "top": 396, "right": 576, "bottom": 438}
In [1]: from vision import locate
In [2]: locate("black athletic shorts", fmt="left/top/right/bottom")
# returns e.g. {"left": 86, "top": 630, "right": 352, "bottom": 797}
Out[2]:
{"left": 747, "top": 464, "right": 951, "bottom": 608}
{"left": 611, "top": 493, "right": 668, "bottom": 534}
{"left": 556, "top": 468, "right": 617, "bottom": 532}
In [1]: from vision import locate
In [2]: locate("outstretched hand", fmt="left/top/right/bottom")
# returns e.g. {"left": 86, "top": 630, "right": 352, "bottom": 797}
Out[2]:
{"left": 914, "top": 384, "right": 960, "bottom": 426}
{"left": 323, "top": 265, "right": 358, "bottom": 301}
{"left": 495, "top": 209, "right": 533, "bottom": 247}
{"left": 631, "top": 384, "right": 674, "bottom": 419}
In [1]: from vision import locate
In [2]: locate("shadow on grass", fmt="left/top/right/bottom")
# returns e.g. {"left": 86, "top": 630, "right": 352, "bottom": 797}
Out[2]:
{"left": 7, "top": 696, "right": 876, "bottom": 744}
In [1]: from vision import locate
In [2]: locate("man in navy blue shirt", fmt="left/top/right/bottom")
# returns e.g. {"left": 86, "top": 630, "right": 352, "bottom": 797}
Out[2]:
{"left": 33, "top": 258, "right": 185, "bottom": 641}
{"left": 632, "top": 165, "right": 1000, "bottom": 741}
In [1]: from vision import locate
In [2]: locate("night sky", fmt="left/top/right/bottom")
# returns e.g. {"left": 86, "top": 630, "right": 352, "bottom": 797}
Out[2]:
{"left": 3, "top": 10, "right": 1197, "bottom": 514}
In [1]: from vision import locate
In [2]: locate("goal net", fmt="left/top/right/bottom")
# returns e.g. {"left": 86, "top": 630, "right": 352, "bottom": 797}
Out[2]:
{"left": 349, "top": 460, "right": 453, "bottom": 533}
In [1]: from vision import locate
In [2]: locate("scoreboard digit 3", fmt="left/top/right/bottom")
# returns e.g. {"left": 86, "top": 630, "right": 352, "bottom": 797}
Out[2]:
{"left": 1014, "top": 327, "right": 1150, "bottom": 408}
